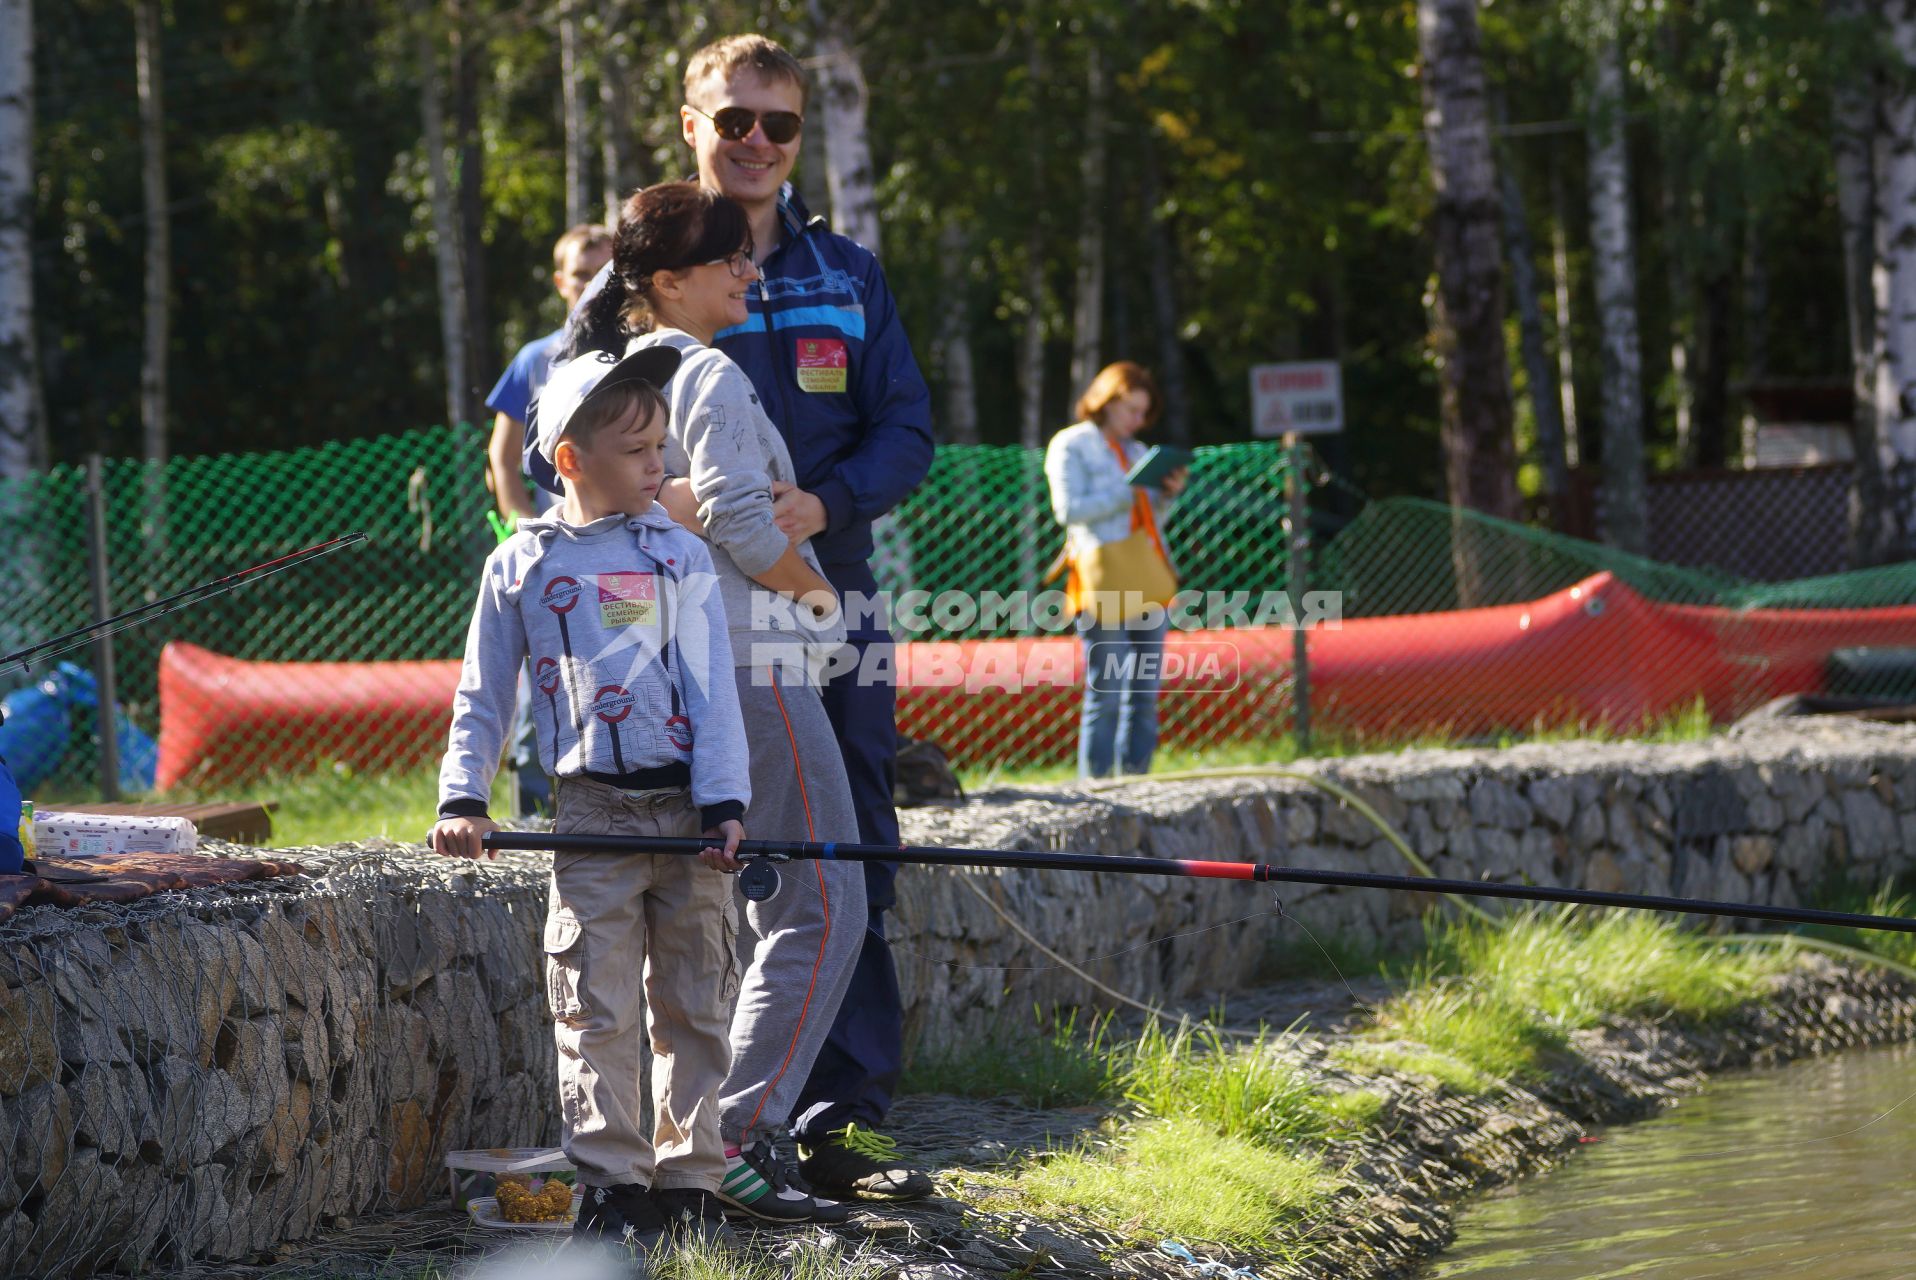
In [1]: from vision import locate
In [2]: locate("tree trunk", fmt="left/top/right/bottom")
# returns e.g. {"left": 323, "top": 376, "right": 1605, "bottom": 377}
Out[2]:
{"left": 1550, "top": 158, "right": 1581, "bottom": 469}
{"left": 135, "top": 0, "right": 169, "bottom": 556}
{"left": 936, "top": 219, "right": 979, "bottom": 445}
{"left": 1140, "top": 138, "right": 1190, "bottom": 447}
{"left": 806, "top": 2, "right": 881, "bottom": 256}
{"left": 1691, "top": 262, "right": 1731, "bottom": 467}
{"left": 560, "top": 3, "right": 592, "bottom": 227}
{"left": 0, "top": 0, "right": 42, "bottom": 477}
{"left": 418, "top": 11, "right": 469, "bottom": 433}
{"left": 1834, "top": 0, "right": 1889, "bottom": 565}
{"left": 1496, "top": 119, "right": 1568, "bottom": 513}
{"left": 1069, "top": 44, "right": 1106, "bottom": 397}
{"left": 1018, "top": 26, "right": 1045, "bottom": 592}
{"left": 1417, "top": 0, "right": 1520, "bottom": 602}
{"left": 599, "top": 0, "right": 641, "bottom": 223}
{"left": 1873, "top": 0, "right": 1916, "bottom": 559}
{"left": 453, "top": 9, "right": 487, "bottom": 427}
{"left": 1586, "top": 31, "right": 1647, "bottom": 556}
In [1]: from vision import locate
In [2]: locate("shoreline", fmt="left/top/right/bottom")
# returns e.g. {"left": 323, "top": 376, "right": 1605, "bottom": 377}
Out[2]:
{"left": 830, "top": 955, "right": 1916, "bottom": 1280}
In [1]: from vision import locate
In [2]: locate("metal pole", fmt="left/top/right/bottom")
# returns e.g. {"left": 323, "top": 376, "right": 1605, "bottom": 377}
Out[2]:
{"left": 1284, "top": 432, "right": 1311, "bottom": 754}
{"left": 83, "top": 456, "right": 121, "bottom": 801}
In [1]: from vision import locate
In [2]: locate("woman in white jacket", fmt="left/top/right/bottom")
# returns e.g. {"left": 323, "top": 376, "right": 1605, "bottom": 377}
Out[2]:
{"left": 1043, "top": 362, "right": 1187, "bottom": 778}
{"left": 561, "top": 182, "right": 860, "bottom": 1228}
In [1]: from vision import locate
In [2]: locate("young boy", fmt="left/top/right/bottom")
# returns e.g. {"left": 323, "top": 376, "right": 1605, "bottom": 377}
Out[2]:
{"left": 431, "top": 344, "right": 748, "bottom": 1258}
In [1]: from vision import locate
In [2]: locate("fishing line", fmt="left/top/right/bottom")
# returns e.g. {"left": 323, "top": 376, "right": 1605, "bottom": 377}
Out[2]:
{"left": 0, "top": 532, "right": 368, "bottom": 676}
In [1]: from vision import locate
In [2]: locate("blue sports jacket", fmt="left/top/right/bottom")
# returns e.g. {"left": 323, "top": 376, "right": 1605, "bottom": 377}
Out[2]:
{"left": 713, "top": 188, "right": 934, "bottom": 568}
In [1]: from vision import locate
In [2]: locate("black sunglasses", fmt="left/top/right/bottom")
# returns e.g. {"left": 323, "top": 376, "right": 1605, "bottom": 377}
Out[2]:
{"left": 688, "top": 103, "right": 803, "bottom": 145}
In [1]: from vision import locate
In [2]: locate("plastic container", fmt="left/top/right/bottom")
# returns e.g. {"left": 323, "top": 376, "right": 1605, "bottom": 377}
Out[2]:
{"left": 18, "top": 801, "right": 34, "bottom": 863}
{"left": 444, "top": 1147, "right": 574, "bottom": 1212}
{"left": 33, "top": 810, "right": 197, "bottom": 858}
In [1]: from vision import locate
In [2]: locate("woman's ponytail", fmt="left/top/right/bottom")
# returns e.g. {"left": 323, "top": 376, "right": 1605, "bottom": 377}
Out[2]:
{"left": 558, "top": 273, "right": 632, "bottom": 362}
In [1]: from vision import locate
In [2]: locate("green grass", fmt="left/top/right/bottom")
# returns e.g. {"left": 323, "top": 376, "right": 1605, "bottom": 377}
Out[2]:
{"left": 1124, "top": 1020, "right": 1380, "bottom": 1145}
{"left": 955, "top": 700, "right": 1716, "bottom": 791}
{"left": 35, "top": 764, "right": 512, "bottom": 849}
{"left": 1800, "top": 877, "right": 1916, "bottom": 971}
{"left": 900, "top": 1007, "right": 1129, "bottom": 1108}
{"left": 1333, "top": 1042, "right": 1494, "bottom": 1095}
{"left": 983, "top": 1117, "right": 1332, "bottom": 1250}
{"left": 1354, "top": 907, "right": 1791, "bottom": 1086}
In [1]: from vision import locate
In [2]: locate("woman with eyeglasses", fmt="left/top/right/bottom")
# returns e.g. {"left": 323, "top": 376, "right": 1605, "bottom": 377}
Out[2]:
{"left": 561, "top": 180, "right": 864, "bottom": 1229}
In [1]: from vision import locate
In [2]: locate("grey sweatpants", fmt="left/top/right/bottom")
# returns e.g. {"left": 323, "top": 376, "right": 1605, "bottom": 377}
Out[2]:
{"left": 720, "top": 662, "right": 867, "bottom": 1147}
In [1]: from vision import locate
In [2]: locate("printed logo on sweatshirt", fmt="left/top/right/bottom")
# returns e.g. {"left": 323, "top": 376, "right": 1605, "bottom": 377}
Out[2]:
{"left": 596, "top": 572, "right": 658, "bottom": 628}
{"left": 592, "top": 685, "right": 636, "bottom": 723}
{"left": 795, "top": 338, "right": 849, "bottom": 393}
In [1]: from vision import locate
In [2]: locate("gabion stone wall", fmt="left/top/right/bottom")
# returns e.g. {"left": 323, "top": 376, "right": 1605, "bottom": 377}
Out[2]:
{"left": 0, "top": 848, "right": 552, "bottom": 1276}
{"left": 889, "top": 719, "right": 1916, "bottom": 1052}
{"left": 5, "top": 717, "right": 1915, "bottom": 1272}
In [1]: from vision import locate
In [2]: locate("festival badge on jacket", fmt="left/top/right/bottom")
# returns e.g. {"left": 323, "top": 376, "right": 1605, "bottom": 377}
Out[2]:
{"left": 795, "top": 338, "right": 849, "bottom": 393}
{"left": 597, "top": 573, "right": 658, "bottom": 627}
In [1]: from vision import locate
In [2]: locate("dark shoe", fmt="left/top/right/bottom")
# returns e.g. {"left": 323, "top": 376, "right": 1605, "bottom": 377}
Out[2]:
{"left": 718, "top": 1138, "right": 848, "bottom": 1222}
{"left": 652, "top": 1186, "right": 744, "bottom": 1249}
{"left": 572, "top": 1183, "right": 666, "bottom": 1260}
{"left": 796, "top": 1124, "right": 933, "bottom": 1202}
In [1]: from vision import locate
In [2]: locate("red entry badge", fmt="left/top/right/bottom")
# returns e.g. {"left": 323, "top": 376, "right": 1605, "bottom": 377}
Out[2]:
{"left": 795, "top": 338, "right": 849, "bottom": 393}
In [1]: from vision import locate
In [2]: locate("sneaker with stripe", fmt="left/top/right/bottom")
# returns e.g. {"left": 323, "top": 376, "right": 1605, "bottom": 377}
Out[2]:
{"left": 717, "top": 1139, "right": 842, "bottom": 1222}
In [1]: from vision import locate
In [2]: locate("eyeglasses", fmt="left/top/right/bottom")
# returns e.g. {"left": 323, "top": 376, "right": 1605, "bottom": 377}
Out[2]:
{"left": 698, "top": 251, "right": 756, "bottom": 279}
{"left": 687, "top": 103, "right": 803, "bottom": 145}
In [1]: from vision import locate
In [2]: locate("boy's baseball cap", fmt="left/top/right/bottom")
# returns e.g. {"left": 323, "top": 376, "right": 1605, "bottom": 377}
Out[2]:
{"left": 524, "top": 345, "right": 682, "bottom": 495}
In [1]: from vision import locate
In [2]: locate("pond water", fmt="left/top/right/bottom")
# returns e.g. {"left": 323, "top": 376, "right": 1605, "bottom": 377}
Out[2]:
{"left": 1422, "top": 1041, "right": 1916, "bottom": 1279}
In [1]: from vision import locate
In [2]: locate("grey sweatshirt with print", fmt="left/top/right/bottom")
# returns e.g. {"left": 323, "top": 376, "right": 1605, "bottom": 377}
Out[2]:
{"left": 628, "top": 329, "right": 847, "bottom": 673}
{"left": 436, "top": 507, "right": 749, "bottom": 826}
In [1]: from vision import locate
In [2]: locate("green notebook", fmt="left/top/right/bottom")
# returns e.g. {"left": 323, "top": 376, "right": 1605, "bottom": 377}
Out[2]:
{"left": 1125, "top": 444, "right": 1193, "bottom": 488}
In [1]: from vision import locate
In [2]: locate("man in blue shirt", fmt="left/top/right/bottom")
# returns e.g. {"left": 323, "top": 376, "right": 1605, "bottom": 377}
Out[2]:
{"left": 665, "top": 34, "right": 937, "bottom": 1201}
{"left": 485, "top": 224, "right": 613, "bottom": 519}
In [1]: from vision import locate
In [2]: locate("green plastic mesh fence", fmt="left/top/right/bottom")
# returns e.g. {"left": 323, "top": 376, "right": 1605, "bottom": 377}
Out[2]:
{"left": 8, "top": 429, "right": 1916, "bottom": 802}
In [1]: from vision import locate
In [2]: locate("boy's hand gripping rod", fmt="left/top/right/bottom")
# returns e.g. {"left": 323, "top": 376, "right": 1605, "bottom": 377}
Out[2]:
{"left": 482, "top": 831, "right": 1916, "bottom": 935}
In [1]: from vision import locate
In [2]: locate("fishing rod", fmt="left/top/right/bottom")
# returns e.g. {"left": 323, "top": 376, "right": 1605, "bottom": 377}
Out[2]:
{"left": 0, "top": 533, "right": 368, "bottom": 676}
{"left": 482, "top": 830, "right": 1916, "bottom": 935}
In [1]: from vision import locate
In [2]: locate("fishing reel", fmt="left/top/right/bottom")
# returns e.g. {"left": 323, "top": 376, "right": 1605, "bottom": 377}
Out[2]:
{"left": 736, "top": 846, "right": 796, "bottom": 903}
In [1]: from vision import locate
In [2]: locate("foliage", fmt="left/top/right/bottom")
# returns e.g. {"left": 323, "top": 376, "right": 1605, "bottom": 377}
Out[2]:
{"left": 27, "top": 0, "right": 1858, "bottom": 517}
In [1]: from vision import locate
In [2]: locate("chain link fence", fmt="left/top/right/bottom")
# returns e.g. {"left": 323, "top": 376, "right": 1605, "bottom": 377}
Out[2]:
{"left": 9, "top": 429, "right": 1916, "bottom": 797}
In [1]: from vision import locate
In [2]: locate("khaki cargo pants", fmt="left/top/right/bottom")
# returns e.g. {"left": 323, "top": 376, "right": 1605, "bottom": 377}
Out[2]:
{"left": 544, "top": 777, "right": 738, "bottom": 1191}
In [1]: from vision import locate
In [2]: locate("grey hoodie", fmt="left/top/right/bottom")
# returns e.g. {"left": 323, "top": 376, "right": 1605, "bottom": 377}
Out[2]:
{"left": 628, "top": 329, "right": 848, "bottom": 676}
{"left": 436, "top": 507, "right": 749, "bottom": 826}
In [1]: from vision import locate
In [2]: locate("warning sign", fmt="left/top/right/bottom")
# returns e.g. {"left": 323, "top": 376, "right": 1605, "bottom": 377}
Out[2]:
{"left": 1250, "top": 362, "right": 1343, "bottom": 438}
{"left": 597, "top": 572, "right": 658, "bottom": 628}
{"left": 795, "top": 338, "right": 849, "bottom": 393}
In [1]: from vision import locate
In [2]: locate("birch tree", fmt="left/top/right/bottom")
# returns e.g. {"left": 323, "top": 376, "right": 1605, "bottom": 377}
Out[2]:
{"left": 936, "top": 220, "right": 979, "bottom": 445}
{"left": 599, "top": 0, "right": 641, "bottom": 222}
{"left": 1585, "top": 16, "right": 1647, "bottom": 555}
{"left": 136, "top": 0, "right": 170, "bottom": 551}
{"left": 1832, "top": 0, "right": 1890, "bottom": 564}
{"left": 0, "top": 0, "right": 41, "bottom": 477}
{"left": 1141, "top": 137, "right": 1190, "bottom": 447}
{"left": 560, "top": 3, "right": 592, "bottom": 227}
{"left": 1550, "top": 160, "right": 1581, "bottom": 469}
{"left": 1417, "top": 0, "right": 1520, "bottom": 604}
{"left": 417, "top": 10, "right": 469, "bottom": 432}
{"left": 1494, "top": 99, "right": 1568, "bottom": 513}
{"left": 806, "top": 2, "right": 882, "bottom": 256}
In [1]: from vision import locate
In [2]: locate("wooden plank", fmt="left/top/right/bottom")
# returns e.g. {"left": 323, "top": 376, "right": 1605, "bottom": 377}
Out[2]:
{"left": 46, "top": 801, "right": 275, "bottom": 845}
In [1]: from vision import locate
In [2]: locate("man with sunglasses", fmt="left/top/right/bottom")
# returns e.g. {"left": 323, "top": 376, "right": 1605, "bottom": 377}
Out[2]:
{"left": 676, "top": 34, "right": 936, "bottom": 1204}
